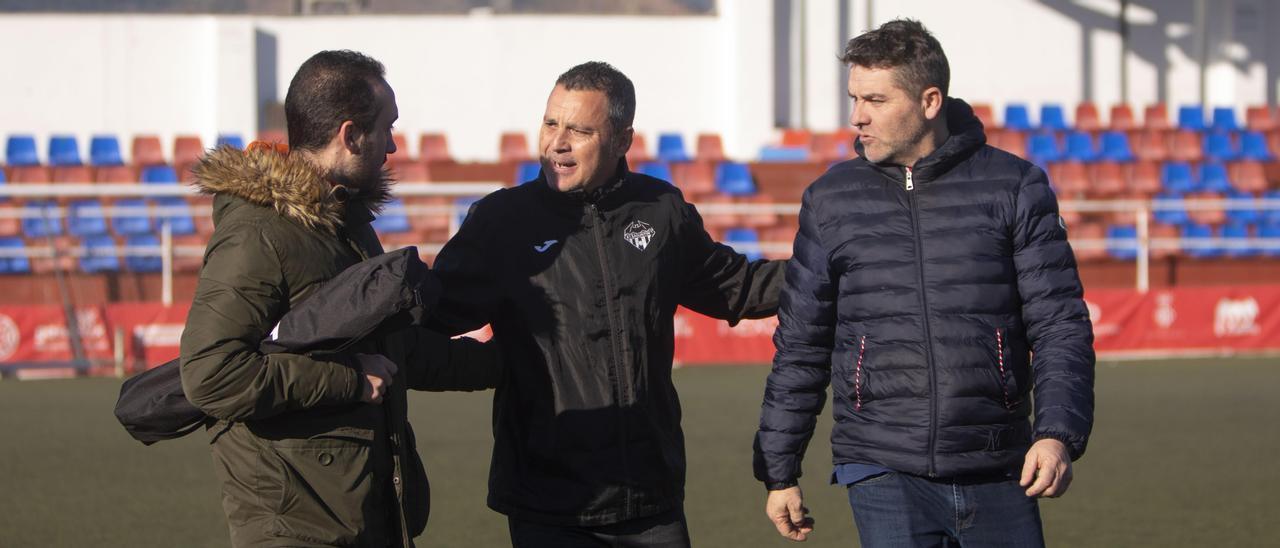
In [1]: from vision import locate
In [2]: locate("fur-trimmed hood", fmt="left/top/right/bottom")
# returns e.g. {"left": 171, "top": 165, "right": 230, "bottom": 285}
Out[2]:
{"left": 191, "top": 145, "right": 392, "bottom": 233}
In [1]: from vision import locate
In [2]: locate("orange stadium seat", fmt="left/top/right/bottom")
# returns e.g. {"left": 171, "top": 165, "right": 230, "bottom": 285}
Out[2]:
{"left": 1150, "top": 223, "right": 1180, "bottom": 260}
{"left": 695, "top": 133, "right": 725, "bottom": 163}
{"left": 1049, "top": 161, "right": 1089, "bottom": 198}
{"left": 52, "top": 166, "right": 92, "bottom": 184}
{"left": 1186, "top": 192, "right": 1226, "bottom": 226}
{"left": 1231, "top": 160, "right": 1268, "bottom": 193}
{"left": 418, "top": 133, "right": 452, "bottom": 163}
{"left": 971, "top": 104, "right": 995, "bottom": 130}
{"left": 9, "top": 166, "right": 51, "bottom": 184}
{"left": 671, "top": 160, "right": 716, "bottom": 199}
{"left": 1068, "top": 221, "right": 1107, "bottom": 262}
{"left": 499, "top": 132, "right": 531, "bottom": 162}
{"left": 991, "top": 131, "right": 1026, "bottom": 159}
{"left": 1109, "top": 104, "right": 1137, "bottom": 132}
{"left": 131, "top": 136, "right": 166, "bottom": 167}
{"left": 1075, "top": 102, "right": 1102, "bottom": 133}
{"left": 1170, "top": 130, "right": 1204, "bottom": 163}
{"left": 173, "top": 135, "right": 204, "bottom": 167}
{"left": 391, "top": 161, "right": 432, "bottom": 183}
{"left": 1089, "top": 161, "right": 1129, "bottom": 198}
{"left": 695, "top": 194, "right": 738, "bottom": 231}
{"left": 1246, "top": 106, "right": 1276, "bottom": 132}
{"left": 93, "top": 165, "right": 139, "bottom": 184}
{"left": 627, "top": 133, "right": 651, "bottom": 164}
{"left": 1130, "top": 160, "right": 1163, "bottom": 198}
{"left": 1143, "top": 104, "right": 1171, "bottom": 131}
{"left": 780, "top": 129, "right": 811, "bottom": 148}
{"left": 1133, "top": 129, "right": 1170, "bottom": 162}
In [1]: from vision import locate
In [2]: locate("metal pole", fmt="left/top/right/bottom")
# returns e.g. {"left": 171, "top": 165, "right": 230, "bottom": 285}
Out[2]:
{"left": 1119, "top": 0, "right": 1130, "bottom": 104}
{"left": 1195, "top": 0, "right": 1209, "bottom": 106}
{"left": 1136, "top": 206, "right": 1150, "bottom": 293}
{"left": 161, "top": 221, "right": 173, "bottom": 307}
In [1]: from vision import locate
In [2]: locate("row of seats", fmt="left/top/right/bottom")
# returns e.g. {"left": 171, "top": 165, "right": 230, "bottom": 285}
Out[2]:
{"left": 1016, "top": 129, "right": 1278, "bottom": 165}
{"left": 977, "top": 103, "right": 1280, "bottom": 133}
{"left": 0, "top": 235, "right": 172, "bottom": 274}
{"left": 1, "top": 165, "right": 186, "bottom": 184}
{"left": 1076, "top": 222, "right": 1280, "bottom": 261}
{"left": 3, "top": 134, "right": 248, "bottom": 168}
{"left": 0, "top": 199, "right": 204, "bottom": 239}
{"left": 1046, "top": 160, "right": 1280, "bottom": 198}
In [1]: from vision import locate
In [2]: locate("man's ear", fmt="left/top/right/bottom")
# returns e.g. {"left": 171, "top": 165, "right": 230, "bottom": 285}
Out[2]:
{"left": 922, "top": 87, "right": 945, "bottom": 121}
{"left": 338, "top": 120, "right": 361, "bottom": 154}
{"left": 615, "top": 127, "right": 634, "bottom": 159}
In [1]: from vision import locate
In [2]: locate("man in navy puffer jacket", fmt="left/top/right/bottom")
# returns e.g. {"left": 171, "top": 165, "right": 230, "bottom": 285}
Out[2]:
{"left": 753, "top": 19, "right": 1094, "bottom": 547}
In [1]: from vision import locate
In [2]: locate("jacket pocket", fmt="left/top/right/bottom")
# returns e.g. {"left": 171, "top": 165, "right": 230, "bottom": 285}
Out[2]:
{"left": 263, "top": 431, "right": 379, "bottom": 546}
{"left": 992, "top": 328, "right": 1014, "bottom": 410}
{"left": 851, "top": 335, "right": 868, "bottom": 411}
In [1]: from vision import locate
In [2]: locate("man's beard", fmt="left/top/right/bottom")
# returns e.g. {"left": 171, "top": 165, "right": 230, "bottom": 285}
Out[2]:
{"left": 328, "top": 158, "right": 386, "bottom": 196}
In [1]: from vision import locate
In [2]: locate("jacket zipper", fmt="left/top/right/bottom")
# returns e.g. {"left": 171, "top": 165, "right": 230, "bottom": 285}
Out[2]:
{"left": 588, "top": 203, "right": 632, "bottom": 516}
{"left": 905, "top": 166, "right": 940, "bottom": 476}
{"left": 995, "top": 328, "right": 1011, "bottom": 409}
{"left": 853, "top": 335, "right": 866, "bottom": 411}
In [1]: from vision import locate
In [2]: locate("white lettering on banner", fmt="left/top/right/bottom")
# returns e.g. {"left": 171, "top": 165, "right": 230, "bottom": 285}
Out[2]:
{"left": 1213, "top": 297, "right": 1261, "bottom": 337}
{"left": 0, "top": 314, "right": 19, "bottom": 361}
{"left": 1154, "top": 293, "right": 1177, "bottom": 329}
{"left": 33, "top": 310, "right": 110, "bottom": 353}
{"left": 716, "top": 316, "right": 779, "bottom": 337}
{"left": 133, "top": 324, "right": 185, "bottom": 347}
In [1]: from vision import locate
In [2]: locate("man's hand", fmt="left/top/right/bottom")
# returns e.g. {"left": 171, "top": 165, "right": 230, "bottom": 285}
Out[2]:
{"left": 1020, "top": 438, "right": 1073, "bottom": 498}
{"left": 356, "top": 354, "right": 398, "bottom": 404}
{"left": 765, "top": 485, "right": 814, "bottom": 542}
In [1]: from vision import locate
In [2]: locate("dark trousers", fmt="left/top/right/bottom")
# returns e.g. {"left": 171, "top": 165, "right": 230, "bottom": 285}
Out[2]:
{"left": 507, "top": 507, "right": 692, "bottom": 548}
{"left": 846, "top": 472, "right": 1045, "bottom": 548}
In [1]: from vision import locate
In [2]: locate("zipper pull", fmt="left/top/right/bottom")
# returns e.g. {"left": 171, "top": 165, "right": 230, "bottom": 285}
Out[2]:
{"left": 905, "top": 167, "right": 915, "bottom": 191}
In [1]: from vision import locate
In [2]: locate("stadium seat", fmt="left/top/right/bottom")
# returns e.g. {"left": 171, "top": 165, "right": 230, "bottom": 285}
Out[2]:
{"left": 1262, "top": 190, "right": 1280, "bottom": 227}
{"left": 990, "top": 131, "right": 1026, "bottom": 159}
{"left": 657, "top": 133, "right": 689, "bottom": 162}
{"left": 1089, "top": 161, "right": 1128, "bottom": 198}
{"left": 514, "top": 161, "right": 541, "bottom": 186}
{"left": 216, "top": 134, "right": 245, "bottom": 150}
{"left": 671, "top": 160, "right": 716, "bottom": 198}
{"left": 1105, "top": 224, "right": 1138, "bottom": 260}
{"left": 714, "top": 162, "right": 756, "bottom": 196}
{"left": 0, "top": 237, "right": 31, "bottom": 274}
{"left": 123, "top": 234, "right": 163, "bottom": 272}
{"left": 67, "top": 200, "right": 109, "bottom": 237}
{"left": 1230, "top": 160, "right": 1268, "bottom": 193}
{"left": 1075, "top": 103, "right": 1102, "bottom": 132}
{"left": 48, "top": 135, "right": 83, "bottom": 166}
{"left": 738, "top": 194, "right": 778, "bottom": 228}
{"left": 723, "top": 227, "right": 763, "bottom": 261}
{"left": 635, "top": 161, "right": 673, "bottom": 182}
{"left": 626, "top": 133, "right": 651, "bottom": 164}
{"left": 385, "top": 133, "right": 410, "bottom": 164}
{"left": 21, "top": 200, "right": 62, "bottom": 238}
{"left": 1133, "top": 129, "right": 1170, "bottom": 161}
{"left": 1160, "top": 162, "right": 1196, "bottom": 194}
{"left": 1203, "top": 132, "right": 1239, "bottom": 162}
{"left": 1143, "top": 104, "right": 1171, "bottom": 131}
{"left": 811, "top": 132, "right": 851, "bottom": 162}
{"left": 140, "top": 165, "right": 178, "bottom": 184}
{"left": 371, "top": 199, "right": 411, "bottom": 234}
{"left": 1177, "top": 105, "right": 1205, "bottom": 131}
{"left": 93, "top": 165, "right": 138, "bottom": 184}
{"left": 498, "top": 132, "right": 531, "bottom": 163}
{"left": 9, "top": 165, "right": 51, "bottom": 184}
{"left": 971, "top": 104, "right": 996, "bottom": 129}
{"left": 1153, "top": 192, "right": 1190, "bottom": 226}
{"left": 1027, "top": 133, "right": 1063, "bottom": 164}
{"left": 5, "top": 135, "right": 40, "bottom": 166}
{"left": 1170, "top": 130, "right": 1204, "bottom": 163}
{"left": 1064, "top": 132, "right": 1099, "bottom": 163}
{"left": 1039, "top": 104, "right": 1068, "bottom": 132}
{"left": 418, "top": 133, "right": 451, "bottom": 163}
{"left": 1068, "top": 221, "right": 1107, "bottom": 262}
{"left": 1224, "top": 190, "right": 1261, "bottom": 226}
{"left": 1003, "top": 104, "right": 1032, "bottom": 131}
{"left": 89, "top": 135, "right": 124, "bottom": 166}
{"left": 172, "top": 135, "right": 205, "bottom": 168}
{"left": 1099, "top": 131, "right": 1135, "bottom": 162}
{"left": 758, "top": 146, "right": 810, "bottom": 162}
{"left": 1180, "top": 223, "right": 1220, "bottom": 258}
{"left": 1197, "top": 162, "right": 1233, "bottom": 193}
{"left": 131, "top": 136, "right": 166, "bottom": 166}
{"left": 52, "top": 165, "right": 92, "bottom": 184}
{"left": 1245, "top": 106, "right": 1276, "bottom": 131}
{"left": 780, "top": 129, "right": 812, "bottom": 148}
{"left": 1260, "top": 222, "right": 1280, "bottom": 256}
{"left": 1240, "top": 131, "right": 1275, "bottom": 161}
{"left": 110, "top": 199, "right": 152, "bottom": 236}
{"left": 1220, "top": 222, "right": 1255, "bottom": 257}
{"left": 695, "top": 133, "right": 725, "bottom": 162}
{"left": 79, "top": 235, "right": 121, "bottom": 273}
{"left": 153, "top": 197, "right": 195, "bottom": 236}
{"left": 1211, "top": 107, "right": 1240, "bottom": 132}
{"left": 389, "top": 161, "right": 430, "bottom": 183}
{"left": 1048, "top": 161, "right": 1089, "bottom": 196}
{"left": 1109, "top": 104, "right": 1137, "bottom": 131}
{"left": 1186, "top": 192, "right": 1226, "bottom": 226}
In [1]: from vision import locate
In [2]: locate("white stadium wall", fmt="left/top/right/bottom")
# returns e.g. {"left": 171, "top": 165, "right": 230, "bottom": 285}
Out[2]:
{"left": 2, "top": 0, "right": 1280, "bottom": 164}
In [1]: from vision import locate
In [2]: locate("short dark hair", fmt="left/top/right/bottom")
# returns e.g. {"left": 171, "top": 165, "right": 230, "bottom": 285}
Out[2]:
{"left": 841, "top": 19, "right": 949, "bottom": 97}
{"left": 555, "top": 61, "right": 636, "bottom": 135}
{"left": 284, "top": 50, "right": 387, "bottom": 152}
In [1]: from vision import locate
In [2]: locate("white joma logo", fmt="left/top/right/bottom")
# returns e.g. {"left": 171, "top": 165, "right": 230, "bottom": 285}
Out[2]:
{"left": 534, "top": 240, "right": 558, "bottom": 253}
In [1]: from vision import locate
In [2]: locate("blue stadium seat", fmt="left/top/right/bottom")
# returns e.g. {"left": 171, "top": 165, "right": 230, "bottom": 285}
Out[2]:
{"left": 1211, "top": 107, "right": 1239, "bottom": 132}
{"left": 1260, "top": 222, "right": 1280, "bottom": 257}
{"left": 1039, "top": 104, "right": 1068, "bottom": 132}
{"left": 79, "top": 235, "right": 120, "bottom": 273}
{"left": 1202, "top": 132, "right": 1239, "bottom": 162}
{"left": 1003, "top": 104, "right": 1032, "bottom": 131}
{"left": 1221, "top": 222, "right": 1256, "bottom": 257}
{"left": 1027, "top": 134, "right": 1063, "bottom": 164}
{"left": 1105, "top": 224, "right": 1138, "bottom": 260}
{"left": 216, "top": 134, "right": 245, "bottom": 150}
{"left": 1152, "top": 193, "right": 1190, "bottom": 226}
{"left": 1160, "top": 162, "right": 1196, "bottom": 194}
{"left": 5, "top": 135, "right": 40, "bottom": 166}
{"left": 67, "top": 200, "right": 109, "bottom": 237}
{"left": 372, "top": 198, "right": 411, "bottom": 234}
{"left": 1064, "top": 131, "right": 1099, "bottom": 162}
{"left": 141, "top": 165, "right": 179, "bottom": 184}
{"left": 1180, "top": 223, "right": 1221, "bottom": 258}
{"left": 723, "top": 227, "right": 763, "bottom": 262}
{"left": 21, "top": 200, "right": 62, "bottom": 238}
{"left": 758, "top": 146, "right": 810, "bottom": 162}
{"left": 89, "top": 135, "right": 125, "bottom": 167}
{"left": 1099, "top": 131, "right": 1135, "bottom": 162}
{"left": 1177, "top": 105, "right": 1205, "bottom": 131}
{"left": 1225, "top": 190, "right": 1261, "bottom": 225}
{"left": 714, "top": 162, "right": 756, "bottom": 196}
{"left": 0, "top": 168, "right": 7, "bottom": 202}
{"left": 635, "top": 161, "right": 673, "bottom": 182}
{"left": 110, "top": 199, "right": 153, "bottom": 236}
{"left": 124, "top": 234, "right": 163, "bottom": 273}
{"left": 1264, "top": 190, "right": 1280, "bottom": 228}
{"left": 1196, "top": 162, "right": 1233, "bottom": 193}
{"left": 48, "top": 135, "right": 82, "bottom": 166}
{"left": 1240, "top": 131, "right": 1275, "bottom": 161}
{"left": 153, "top": 197, "right": 195, "bottom": 236}
{"left": 656, "top": 133, "right": 689, "bottom": 162}
{"left": 515, "top": 160, "right": 541, "bottom": 185}
{"left": 0, "top": 237, "right": 31, "bottom": 274}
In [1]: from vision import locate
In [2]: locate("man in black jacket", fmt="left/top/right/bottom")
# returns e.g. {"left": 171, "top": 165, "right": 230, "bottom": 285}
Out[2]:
{"left": 431, "top": 61, "right": 785, "bottom": 547}
{"left": 754, "top": 20, "right": 1095, "bottom": 547}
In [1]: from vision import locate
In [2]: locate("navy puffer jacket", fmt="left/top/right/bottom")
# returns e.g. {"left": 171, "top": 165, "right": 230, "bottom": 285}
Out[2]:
{"left": 754, "top": 99, "right": 1094, "bottom": 482}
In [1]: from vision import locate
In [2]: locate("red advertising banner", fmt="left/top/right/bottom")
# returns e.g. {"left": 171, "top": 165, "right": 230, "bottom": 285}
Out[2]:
{"left": 0, "top": 305, "right": 114, "bottom": 363}
{"left": 103, "top": 303, "right": 191, "bottom": 370}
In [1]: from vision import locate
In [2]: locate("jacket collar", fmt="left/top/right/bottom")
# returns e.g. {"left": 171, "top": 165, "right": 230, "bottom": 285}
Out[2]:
{"left": 857, "top": 97, "right": 988, "bottom": 184}
{"left": 192, "top": 143, "right": 391, "bottom": 233}
{"left": 532, "top": 158, "right": 634, "bottom": 213}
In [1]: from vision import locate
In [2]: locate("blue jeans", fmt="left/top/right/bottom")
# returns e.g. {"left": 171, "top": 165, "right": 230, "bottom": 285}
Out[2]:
{"left": 846, "top": 472, "right": 1044, "bottom": 548}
